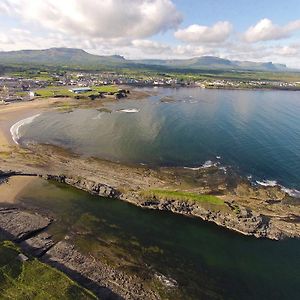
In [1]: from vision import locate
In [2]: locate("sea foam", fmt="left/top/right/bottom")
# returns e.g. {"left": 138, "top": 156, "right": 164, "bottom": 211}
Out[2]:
{"left": 256, "top": 180, "right": 278, "bottom": 187}
{"left": 10, "top": 114, "right": 41, "bottom": 145}
{"left": 118, "top": 108, "right": 139, "bottom": 113}
{"left": 256, "top": 179, "right": 300, "bottom": 198}
{"left": 184, "top": 160, "right": 218, "bottom": 171}
{"left": 201, "top": 160, "right": 218, "bottom": 168}
{"left": 280, "top": 187, "right": 300, "bottom": 198}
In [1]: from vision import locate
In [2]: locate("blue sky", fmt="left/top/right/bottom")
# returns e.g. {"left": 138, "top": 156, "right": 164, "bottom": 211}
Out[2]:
{"left": 0, "top": 0, "right": 300, "bottom": 67}
{"left": 157, "top": 0, "right": 300, "bottom": 43}
{"left": 175, "top": 0, "right": 300, "bottom": 27}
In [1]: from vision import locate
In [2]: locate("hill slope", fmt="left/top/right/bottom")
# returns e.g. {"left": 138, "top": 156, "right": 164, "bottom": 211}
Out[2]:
{"left": 134, "top": 56, "right": 288, "bottom": 71}
{"left": 0, "top": 47, "right": 290, "bottom": 72}
{"left": 0, "top": 48, "right": 126, "bottom": 66}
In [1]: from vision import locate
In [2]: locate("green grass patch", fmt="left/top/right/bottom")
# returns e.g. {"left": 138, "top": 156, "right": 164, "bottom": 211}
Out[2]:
{"left": 141, "top": 189, "right": 224, "bottom": 205}
{"left": 91, "top": 85, "right": 119, "bottom": 93}
{"left": 0, "top": 241, "right": 96, "bottom": 299}
{"left": 15, "top": 92, "right": 28, "bottom": 97}
{"left": 34, "top": 85, "right": 119, "bottom": 99}
{"left": 34, "top": 87, "right": 74, "bottom": 98}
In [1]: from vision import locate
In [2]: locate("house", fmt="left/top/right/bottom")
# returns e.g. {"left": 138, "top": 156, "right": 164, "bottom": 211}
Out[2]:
{"left": 69, "top": 87, "right": 92, "bottom": 94}
{"left": 29, "top": 91, "right": 35, "bottom": 99}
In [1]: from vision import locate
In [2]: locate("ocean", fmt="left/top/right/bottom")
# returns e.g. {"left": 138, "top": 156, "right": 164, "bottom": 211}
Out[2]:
{"left": 15, "top": 87, "right": 300, "bottom": 191}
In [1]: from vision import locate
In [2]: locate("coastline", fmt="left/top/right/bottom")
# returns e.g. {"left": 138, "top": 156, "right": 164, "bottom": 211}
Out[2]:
{"left": 0, "top": 98, "right": 63, "bottom": 146}
{"left": 0, "top": 96, "right": 299, "bottom": 241}
{"left": 1, "top": 94, "right": 300, "bottom": 299}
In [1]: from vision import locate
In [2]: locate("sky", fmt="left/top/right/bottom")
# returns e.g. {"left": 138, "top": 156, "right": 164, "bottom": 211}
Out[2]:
{"left": 0, "top": 0, "right": 300, "bottom": 67}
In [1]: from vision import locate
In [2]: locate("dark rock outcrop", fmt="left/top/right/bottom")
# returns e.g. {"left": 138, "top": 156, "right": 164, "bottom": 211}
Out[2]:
{"left": 44, "top": 241, "right": 159, "bottom": 300}
{"left": 0, "top": 207, "right": 52, "bottom": 241}
{"left": 44, "top": 174, "right": 120, "bottom": 198}
{"left": 0, "top": 206, "right": 161, "bottom": 299}
{"left": 21, "top": 232, "right": 55, "bottom": 257}
{"left": 138, "top": 198, "right": 284, "bottom": 240}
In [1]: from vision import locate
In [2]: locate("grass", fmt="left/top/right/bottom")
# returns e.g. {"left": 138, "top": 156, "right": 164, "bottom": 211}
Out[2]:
{"left": 34, "top": 85, "right": 119, "bottom": 99}
{"left": 34, "top": 87, "right": 74, "bottom": 98}
{"left": 9, "top": 71, "right": 55, "bottom": 82}
{"left": 141, "top": 189, "right": 224, "bottom": 205}
{"left": 0, "top": 151, "right": 12, "bottom": 158}
{"left": 0, "top": 241, "right": 96, "bottom": 299}
{"left": 92, "top": 85, "right": 119, "bottom": 93}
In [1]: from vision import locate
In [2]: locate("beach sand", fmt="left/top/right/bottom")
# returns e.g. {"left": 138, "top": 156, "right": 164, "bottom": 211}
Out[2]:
{"left": 0, "top": 98, "right": 60, "bottom": 147}
{"left": 0, "top": 98, "right": 64, "bottom": 202}
{"left": 0, "top": 176, "right": 38, "bottom": 203}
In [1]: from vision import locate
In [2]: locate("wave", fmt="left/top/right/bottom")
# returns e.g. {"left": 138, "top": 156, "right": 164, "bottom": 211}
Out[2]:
{"left": 202, "top": 160, "right": 218, "bottom": 168}
{"left": 256, "top": 180, "right": 278, "bottom": 187}
{"left": 183, "top": 166, "right": 202, "bottom": 171}
{"left": 10, "top": 114, "right": 41, "bottom": 145}
{"left": 118, "top": 108, "right": 140, "bottom": 113}
{"left": 184, "top": 164, "right": 300, "bottom": 198}
{"left": 280, "top": 187, "right": 300, "bottom": 198}
{"left": 219, "top": 166, "right": 227, "bottom": 173}
{"left": 256, "top": 179, "right": 300, "bottom": 198}
{"left": 184, "top": 160, "right": 219, "bottom": 171}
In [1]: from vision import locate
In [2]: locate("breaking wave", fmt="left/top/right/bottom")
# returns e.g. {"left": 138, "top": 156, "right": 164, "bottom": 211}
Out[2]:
{"left": 118, "top": 108, "right": 140, "bottom": 113}
{"left": 256, "top": 180, "right": 278, "bottom": 187}
{"left": 10, "top": 114, "right": 41, "bottom": 145}
{"left": 184, "top": 160, "right": 219, "bottom": 171}
{"left": 256, "top": 179, "right": 300, "bottom": 198}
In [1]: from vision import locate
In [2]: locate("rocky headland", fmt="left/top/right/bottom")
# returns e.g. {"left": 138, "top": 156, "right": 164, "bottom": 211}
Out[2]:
{"left": 0, "top": 142, "right": 299, "bottom": 241}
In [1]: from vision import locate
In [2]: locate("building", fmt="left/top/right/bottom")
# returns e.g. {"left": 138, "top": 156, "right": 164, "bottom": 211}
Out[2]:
{"left": 69, "top": 87, "right": 92, "bottom": 94}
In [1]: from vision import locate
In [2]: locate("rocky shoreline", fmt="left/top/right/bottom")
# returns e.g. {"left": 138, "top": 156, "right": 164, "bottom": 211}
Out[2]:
{"left": 0, "top": 149, "right": 299, "bottom": 299}
{"left": 44, "top": 174, "right": 300, "bottom": 240}
{"left": 1, "top": 168, "right": 299, "bottom": 240}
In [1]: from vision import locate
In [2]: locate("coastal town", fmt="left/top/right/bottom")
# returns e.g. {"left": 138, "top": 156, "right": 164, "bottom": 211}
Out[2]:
{"left": 1, "top": 0, "right": 300, "bottom": 299}
{"left": 1, "top": 70, "right": 300, "bottom": 103}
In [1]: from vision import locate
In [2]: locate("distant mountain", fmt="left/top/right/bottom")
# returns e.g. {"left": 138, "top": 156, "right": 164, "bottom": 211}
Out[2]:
{"left": 0, "top": 47, "right": 126, "bottom": 66}
{"left": 134, "top": 56, "right": 289, "bottom": 71}
{"left": 0, "top": 47, "right": 291, "bottom": 72}
{"left": 134, "top": 56, "right": 235, "bottom": 68}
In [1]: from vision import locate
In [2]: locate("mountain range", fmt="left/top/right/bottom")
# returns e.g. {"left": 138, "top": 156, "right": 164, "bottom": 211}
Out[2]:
{"left": 0, "top": 47, "right": 292, "bottom": 72}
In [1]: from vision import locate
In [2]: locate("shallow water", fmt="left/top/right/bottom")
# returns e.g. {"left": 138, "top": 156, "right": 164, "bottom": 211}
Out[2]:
{"left": 18, "top": 87, "right": 300, "bottom": 190}
{"left": 11, "top": 178, "right": 300, "bottom": 300}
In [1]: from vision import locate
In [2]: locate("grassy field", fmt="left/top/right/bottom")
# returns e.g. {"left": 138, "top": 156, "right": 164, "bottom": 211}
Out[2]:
{"left": 10, "top": 71, "right": 55, "bottom": 82}
{"left": 34, "top": 85, "right": 119, "bottom": 98}
{"left": 92, "top": 85, "right": 119, "bottom": 93}
{"left": 141, "top": 189, "right": 224, "bottom": 205}
{"left": 0, "top": 241, "right": 96, "bottom": 299}
{"left": 34, "top": 87, "right": 74, "bottom": 98}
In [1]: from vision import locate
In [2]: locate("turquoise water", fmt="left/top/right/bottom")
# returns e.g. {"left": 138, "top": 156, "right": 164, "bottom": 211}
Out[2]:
{"left": 16, "top": 179, "right": 300, "bottom": 300}
{"left": 20, "top": 87, "right": 300, "bottom": 189}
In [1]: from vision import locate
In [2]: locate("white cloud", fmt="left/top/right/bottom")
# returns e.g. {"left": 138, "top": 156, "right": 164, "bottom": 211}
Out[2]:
{"left": 130, "top": 40, "right": 216, "bottom": 59}
{"left": 132, "top": 40, "right": 170, "bottom": 55}
{"left": 172, "top": 44, "right": 215, "bottom": 57}
{"left": 244, "top": 18, "right": 300, "bottom": 42}
{"left": 4, "top": 0, "right": 181, "bottom": 39}
{"left": 0, "top": 1, "right": 11, "bottom": 14}
{"left": 274, "top": 44, "right": 299, "bottom": 57}
{"left": 174, "top": 21, "right": 233, "bottom": 43}
{"left": 1, "top": 2, "right": 300, "bottom": 68}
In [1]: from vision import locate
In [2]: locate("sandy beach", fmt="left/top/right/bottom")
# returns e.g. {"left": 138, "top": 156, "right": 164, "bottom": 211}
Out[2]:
{"left": 0, "top": 176, "right": 38, "bottom": 203}
{"left": 0, "top": 98, "right": 67, "bottom": 201}
{"left": 0, "top": 98, "right": 61, "bottom": 147}
{"left": 0, "top": 88, "right": 152, "bottom": 147}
